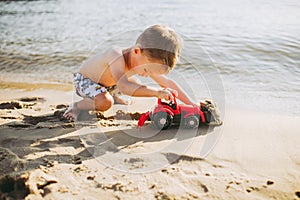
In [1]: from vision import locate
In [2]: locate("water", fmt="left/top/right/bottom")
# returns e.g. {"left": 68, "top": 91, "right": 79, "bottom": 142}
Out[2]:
{"left": 0, "top": 0, "right": 299, "bottom": 115}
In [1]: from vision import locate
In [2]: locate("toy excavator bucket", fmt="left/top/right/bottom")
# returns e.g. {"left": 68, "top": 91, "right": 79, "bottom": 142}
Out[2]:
{"left": 137, "top": 111, "right": 152, "bottom": 128}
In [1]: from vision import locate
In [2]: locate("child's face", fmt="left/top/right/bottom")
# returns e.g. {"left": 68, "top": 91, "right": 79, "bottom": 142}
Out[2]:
{"left": 131, "top": 48, "right": 170, "bottom": 77}
{"left": 135, "top": 61, "right": 169, "bottom": 77}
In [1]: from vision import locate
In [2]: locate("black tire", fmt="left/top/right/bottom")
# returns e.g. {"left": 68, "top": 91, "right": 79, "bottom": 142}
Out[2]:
{"left": 184, "top": 115, "right": 200, "bottom": 129}
{"left": 152, "top": 112, "right": 173, "bottom": 130}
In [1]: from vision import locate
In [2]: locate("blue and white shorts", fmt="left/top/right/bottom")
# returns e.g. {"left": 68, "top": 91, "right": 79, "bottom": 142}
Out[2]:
{"left": 73, "top": 73, "right": 118, "bottom": 99}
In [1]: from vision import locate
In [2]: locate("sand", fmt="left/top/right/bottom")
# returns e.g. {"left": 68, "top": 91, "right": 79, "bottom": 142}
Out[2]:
{"left": 0, "top": 82, "right": 299, "bottom": 200}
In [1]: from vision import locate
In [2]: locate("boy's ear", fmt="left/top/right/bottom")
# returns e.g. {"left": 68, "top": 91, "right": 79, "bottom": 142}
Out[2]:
{"left": 132, "top": 45, "right": 142, "bottom": 55}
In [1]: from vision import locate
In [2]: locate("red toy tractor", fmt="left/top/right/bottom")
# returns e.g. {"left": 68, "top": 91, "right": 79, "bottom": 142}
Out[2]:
{"left": 137, "top": 94, "right": 219, "bottom": 130}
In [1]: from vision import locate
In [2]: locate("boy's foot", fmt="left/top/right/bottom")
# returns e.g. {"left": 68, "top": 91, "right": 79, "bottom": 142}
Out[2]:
{"left": 63, "top": 103, "right": 80, "bottom": 120}
{"left": 113, "top": 96, "right": 131, "bottom": 105}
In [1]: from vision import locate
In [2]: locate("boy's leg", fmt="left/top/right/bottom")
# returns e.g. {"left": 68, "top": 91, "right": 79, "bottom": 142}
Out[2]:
{"left": 63, "top": 92, "right": 114, "bottom": 120}
{"left": 94, "top": 91, "right": 114, "bottom": 111}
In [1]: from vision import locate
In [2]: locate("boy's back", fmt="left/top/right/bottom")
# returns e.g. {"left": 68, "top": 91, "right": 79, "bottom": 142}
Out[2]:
{"left": 79, "top": 47, "right": 124, "bottom": 87}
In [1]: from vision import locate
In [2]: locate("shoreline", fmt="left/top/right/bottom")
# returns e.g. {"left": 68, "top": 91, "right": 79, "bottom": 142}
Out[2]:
{"left": 0, "top": 81, "right": 73, "bottom": 92}
{"left": 0, "top": 84, "right": 299, "bottom": 199}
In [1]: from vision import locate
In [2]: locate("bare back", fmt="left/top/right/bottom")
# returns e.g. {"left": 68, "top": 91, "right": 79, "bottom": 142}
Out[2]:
{"left": 79, "top": 48, "right": 125, "bottom": 87}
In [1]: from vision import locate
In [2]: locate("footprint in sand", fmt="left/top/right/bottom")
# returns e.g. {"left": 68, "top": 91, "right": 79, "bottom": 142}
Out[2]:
{"left": 0, "top": 101, "right": 22, "bottom": 109}
{"left": 0, "top": 97, "right": 45, "bottom": 110}
{"left": 0, "top": 174, "right": 29, "bottom": 199}
{"left": 0, "top": 147, "right": 26, "bottom": 175}
{"left": 18, "top": 97, "right": 45, "bottom": 103}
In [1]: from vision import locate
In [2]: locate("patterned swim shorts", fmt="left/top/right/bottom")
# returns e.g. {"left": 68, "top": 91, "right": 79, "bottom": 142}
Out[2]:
{"left": 73, "top": 73, "right": 117, "bottom": 99}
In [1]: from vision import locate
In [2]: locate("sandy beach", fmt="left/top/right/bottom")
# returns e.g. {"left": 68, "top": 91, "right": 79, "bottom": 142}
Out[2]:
{"left": 1, "top": 0, "right": 300, "bottom": 199}
{"left": 0, "top": 82, "right": 299, "bottom": 200}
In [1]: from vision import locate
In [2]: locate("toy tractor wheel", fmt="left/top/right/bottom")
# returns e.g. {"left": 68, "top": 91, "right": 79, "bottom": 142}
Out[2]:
{"left": 184, "top": 116, "right": 199, "bottom": 129}
{"left": 152, "top": 112, "right": 173, "bottom": 130}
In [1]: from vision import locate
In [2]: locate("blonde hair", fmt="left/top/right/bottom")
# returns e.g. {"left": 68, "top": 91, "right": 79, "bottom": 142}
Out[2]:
{"left": 136, "top": 25, "right": 182, "bottom": 69}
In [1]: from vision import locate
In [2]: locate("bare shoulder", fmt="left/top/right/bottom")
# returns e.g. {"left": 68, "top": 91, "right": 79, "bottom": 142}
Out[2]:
{"left": 105, "top": 46, "right": 124, "bottom": 64}
{"left": 79, "top": 47, "right": 122, "bottom": 69}
{"left": 107, "top": 47, "right": 128, "bottom": 82}
{"left": 80, "top": 47, "right": 122, "bottom": 65}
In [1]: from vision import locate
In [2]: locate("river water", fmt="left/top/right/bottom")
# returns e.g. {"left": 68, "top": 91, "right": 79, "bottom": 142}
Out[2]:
{"left": 0, "top": 0, "right": 299, "bottom": 115}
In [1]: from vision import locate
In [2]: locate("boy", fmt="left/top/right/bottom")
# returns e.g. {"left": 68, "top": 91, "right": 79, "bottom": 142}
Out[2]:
{"left": 63, "top": 24, "right": 195, "bottom": 120}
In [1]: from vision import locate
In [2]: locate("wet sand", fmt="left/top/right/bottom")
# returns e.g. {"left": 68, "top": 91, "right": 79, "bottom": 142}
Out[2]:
{"left": 0, "top": 83, "right": 299, "bottom": 199}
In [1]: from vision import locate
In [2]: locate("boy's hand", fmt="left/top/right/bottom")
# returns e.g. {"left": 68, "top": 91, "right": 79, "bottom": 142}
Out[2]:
{"left": 166, "top": 88, "right": 178, "bottom": 97}
{"left": 157, "top": 88, "right": 178, "bottom": 100}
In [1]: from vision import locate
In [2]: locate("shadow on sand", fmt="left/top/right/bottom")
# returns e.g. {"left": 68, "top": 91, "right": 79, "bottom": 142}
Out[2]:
{"left": 0, "top": 109, "right": 218, "bottom": 198}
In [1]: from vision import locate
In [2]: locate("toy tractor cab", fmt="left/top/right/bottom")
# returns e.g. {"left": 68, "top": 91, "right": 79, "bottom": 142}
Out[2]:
{"left": 138, "top": 94, "right": 220, "bottom": 130}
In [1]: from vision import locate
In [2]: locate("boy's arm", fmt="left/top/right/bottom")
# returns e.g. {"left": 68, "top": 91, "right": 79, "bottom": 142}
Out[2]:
{"left": 150, "top": 75, "right": 196, "bottom": 105}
